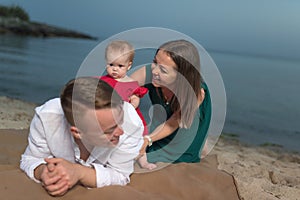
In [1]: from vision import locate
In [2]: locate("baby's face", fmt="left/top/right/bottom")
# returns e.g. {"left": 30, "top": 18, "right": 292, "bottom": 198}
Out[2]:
{"left": 106, "top": 52, "right": 131, "bottom": 80}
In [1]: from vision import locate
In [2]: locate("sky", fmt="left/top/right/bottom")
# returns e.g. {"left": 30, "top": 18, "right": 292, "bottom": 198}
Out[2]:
{"left": 1, "top": 0, "right": 300, "bottom": 59}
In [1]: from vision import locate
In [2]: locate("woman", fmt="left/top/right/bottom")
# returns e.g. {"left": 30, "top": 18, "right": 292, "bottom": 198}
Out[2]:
{"left": 131, "top": 39, "right": 211, "bottom": 165}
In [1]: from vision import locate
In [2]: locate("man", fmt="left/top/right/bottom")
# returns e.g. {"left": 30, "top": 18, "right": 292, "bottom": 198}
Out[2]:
{"left": 20, "top": 77, "right": 144, "bottom": 196}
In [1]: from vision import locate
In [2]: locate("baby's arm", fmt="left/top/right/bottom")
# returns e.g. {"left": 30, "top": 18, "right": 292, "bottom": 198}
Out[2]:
{"left": 129, "top": 94, "right": 140, "bottom": 109}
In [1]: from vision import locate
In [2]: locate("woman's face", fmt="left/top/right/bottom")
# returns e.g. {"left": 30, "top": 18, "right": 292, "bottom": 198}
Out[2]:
{"left": 151, "top": 50, "right": 177, "bottom": 88}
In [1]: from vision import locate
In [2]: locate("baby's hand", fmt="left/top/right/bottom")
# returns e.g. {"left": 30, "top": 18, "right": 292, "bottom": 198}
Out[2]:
{"left": 129, "top": 94, "right": 140, "bottom": 109}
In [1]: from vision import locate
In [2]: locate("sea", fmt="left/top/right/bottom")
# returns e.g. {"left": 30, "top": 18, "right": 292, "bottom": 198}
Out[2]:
{"left": 1, "top": 34, "right": 300, "bottom": 152}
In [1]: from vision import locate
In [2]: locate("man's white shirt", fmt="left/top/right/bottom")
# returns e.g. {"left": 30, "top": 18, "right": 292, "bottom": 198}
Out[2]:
{"left": 20, "top": 98, "right": 143, "bottom": 187}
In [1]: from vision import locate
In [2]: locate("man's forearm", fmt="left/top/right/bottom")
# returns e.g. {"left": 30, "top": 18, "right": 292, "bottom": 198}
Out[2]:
{"left": 75, "top": 164, "right": 97, "bottom": 188}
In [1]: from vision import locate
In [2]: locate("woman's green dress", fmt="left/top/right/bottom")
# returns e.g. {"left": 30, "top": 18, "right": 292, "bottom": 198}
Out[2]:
{"left": 144, "top": 65, "right": 212, "bottom": 163}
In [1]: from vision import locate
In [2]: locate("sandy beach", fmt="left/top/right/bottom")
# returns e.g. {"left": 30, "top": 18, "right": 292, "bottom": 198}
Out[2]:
{"left": 0, "top": 96, "right": 299, "bottom": 200}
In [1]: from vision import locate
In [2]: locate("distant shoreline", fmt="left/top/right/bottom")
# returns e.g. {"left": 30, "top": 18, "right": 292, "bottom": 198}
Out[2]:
{"left": 0, "top": 16, "right": 97, "bottom": 40}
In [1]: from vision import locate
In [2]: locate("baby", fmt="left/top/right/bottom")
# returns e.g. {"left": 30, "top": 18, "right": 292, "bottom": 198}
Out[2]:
{"left": 100, "top": 40, "right": 156, "bottom": 169}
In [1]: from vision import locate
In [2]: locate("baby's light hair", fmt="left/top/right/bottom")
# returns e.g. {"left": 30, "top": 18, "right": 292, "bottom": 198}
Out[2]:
{"left": 105, "top": 40, "right": 135, "bottom": 62}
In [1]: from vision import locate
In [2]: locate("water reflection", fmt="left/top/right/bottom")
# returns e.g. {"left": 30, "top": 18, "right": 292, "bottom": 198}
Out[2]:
{"left": 0, "top": 34, "right": 29, "bottom": 52}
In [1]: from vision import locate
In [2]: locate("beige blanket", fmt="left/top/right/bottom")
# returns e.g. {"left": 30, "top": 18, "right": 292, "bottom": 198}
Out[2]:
{"left": 0, "top": 129, "right": 240, "bottom": 200}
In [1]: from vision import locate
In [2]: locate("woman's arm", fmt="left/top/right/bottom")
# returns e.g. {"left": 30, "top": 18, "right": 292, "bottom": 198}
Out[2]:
{"left": 130, "top": 66, "right": 146, "bottom": 86}
{"left": 140, "top": 113, "right": 179, "bottom": 154}
{"left": 141, "top": 89, "right": 205, "bottom": 154}
{"left": 150, "top": 113, "right": 179, "bottom": 142}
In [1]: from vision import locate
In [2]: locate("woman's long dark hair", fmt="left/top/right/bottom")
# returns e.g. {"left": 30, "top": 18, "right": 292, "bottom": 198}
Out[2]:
{"left": 157, "top": 39, "right": 203, "bottom": 128}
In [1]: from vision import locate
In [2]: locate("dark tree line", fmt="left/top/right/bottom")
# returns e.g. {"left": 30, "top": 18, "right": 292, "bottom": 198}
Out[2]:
{"left": 0, "top": 5, "right": 30, "bottom": 21}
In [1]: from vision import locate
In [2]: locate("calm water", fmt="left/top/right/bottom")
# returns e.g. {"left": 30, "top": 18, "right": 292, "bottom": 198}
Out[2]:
{"left": 0, "top": 35, "right": 299, "bottom": 152}
{"left": 0, "top": 35, "right": 97, "bottom": 103}
{"left": 213, "top": 52, "right": 300, "bottom": 152}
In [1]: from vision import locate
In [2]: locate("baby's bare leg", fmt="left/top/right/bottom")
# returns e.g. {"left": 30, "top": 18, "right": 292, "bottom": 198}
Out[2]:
{"left": 138, "top": 154, "right": 157, "bottom": 170}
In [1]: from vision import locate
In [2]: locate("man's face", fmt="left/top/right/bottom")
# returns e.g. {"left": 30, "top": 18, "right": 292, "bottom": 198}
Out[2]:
{"left": 78, "top": 105, "right": 124, "bottom": 147}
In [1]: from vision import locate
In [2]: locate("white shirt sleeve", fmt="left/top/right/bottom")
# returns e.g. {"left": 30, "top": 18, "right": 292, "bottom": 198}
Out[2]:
{"left": 20, "top": 110, "right": 50, "bottom": 183}
{"left": 91, "top": 163, "right": 129, "bottom": 187}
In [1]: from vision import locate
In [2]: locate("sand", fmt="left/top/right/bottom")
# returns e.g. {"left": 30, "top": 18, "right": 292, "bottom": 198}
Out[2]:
{"left": 0, "top": 96, "right": 36, "bottom": 129}
{"left": 212, "top": 137, "right": 300, "bottom": 200}
{"left": 0, "top": 96, "right": 299, "bottom": 199}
